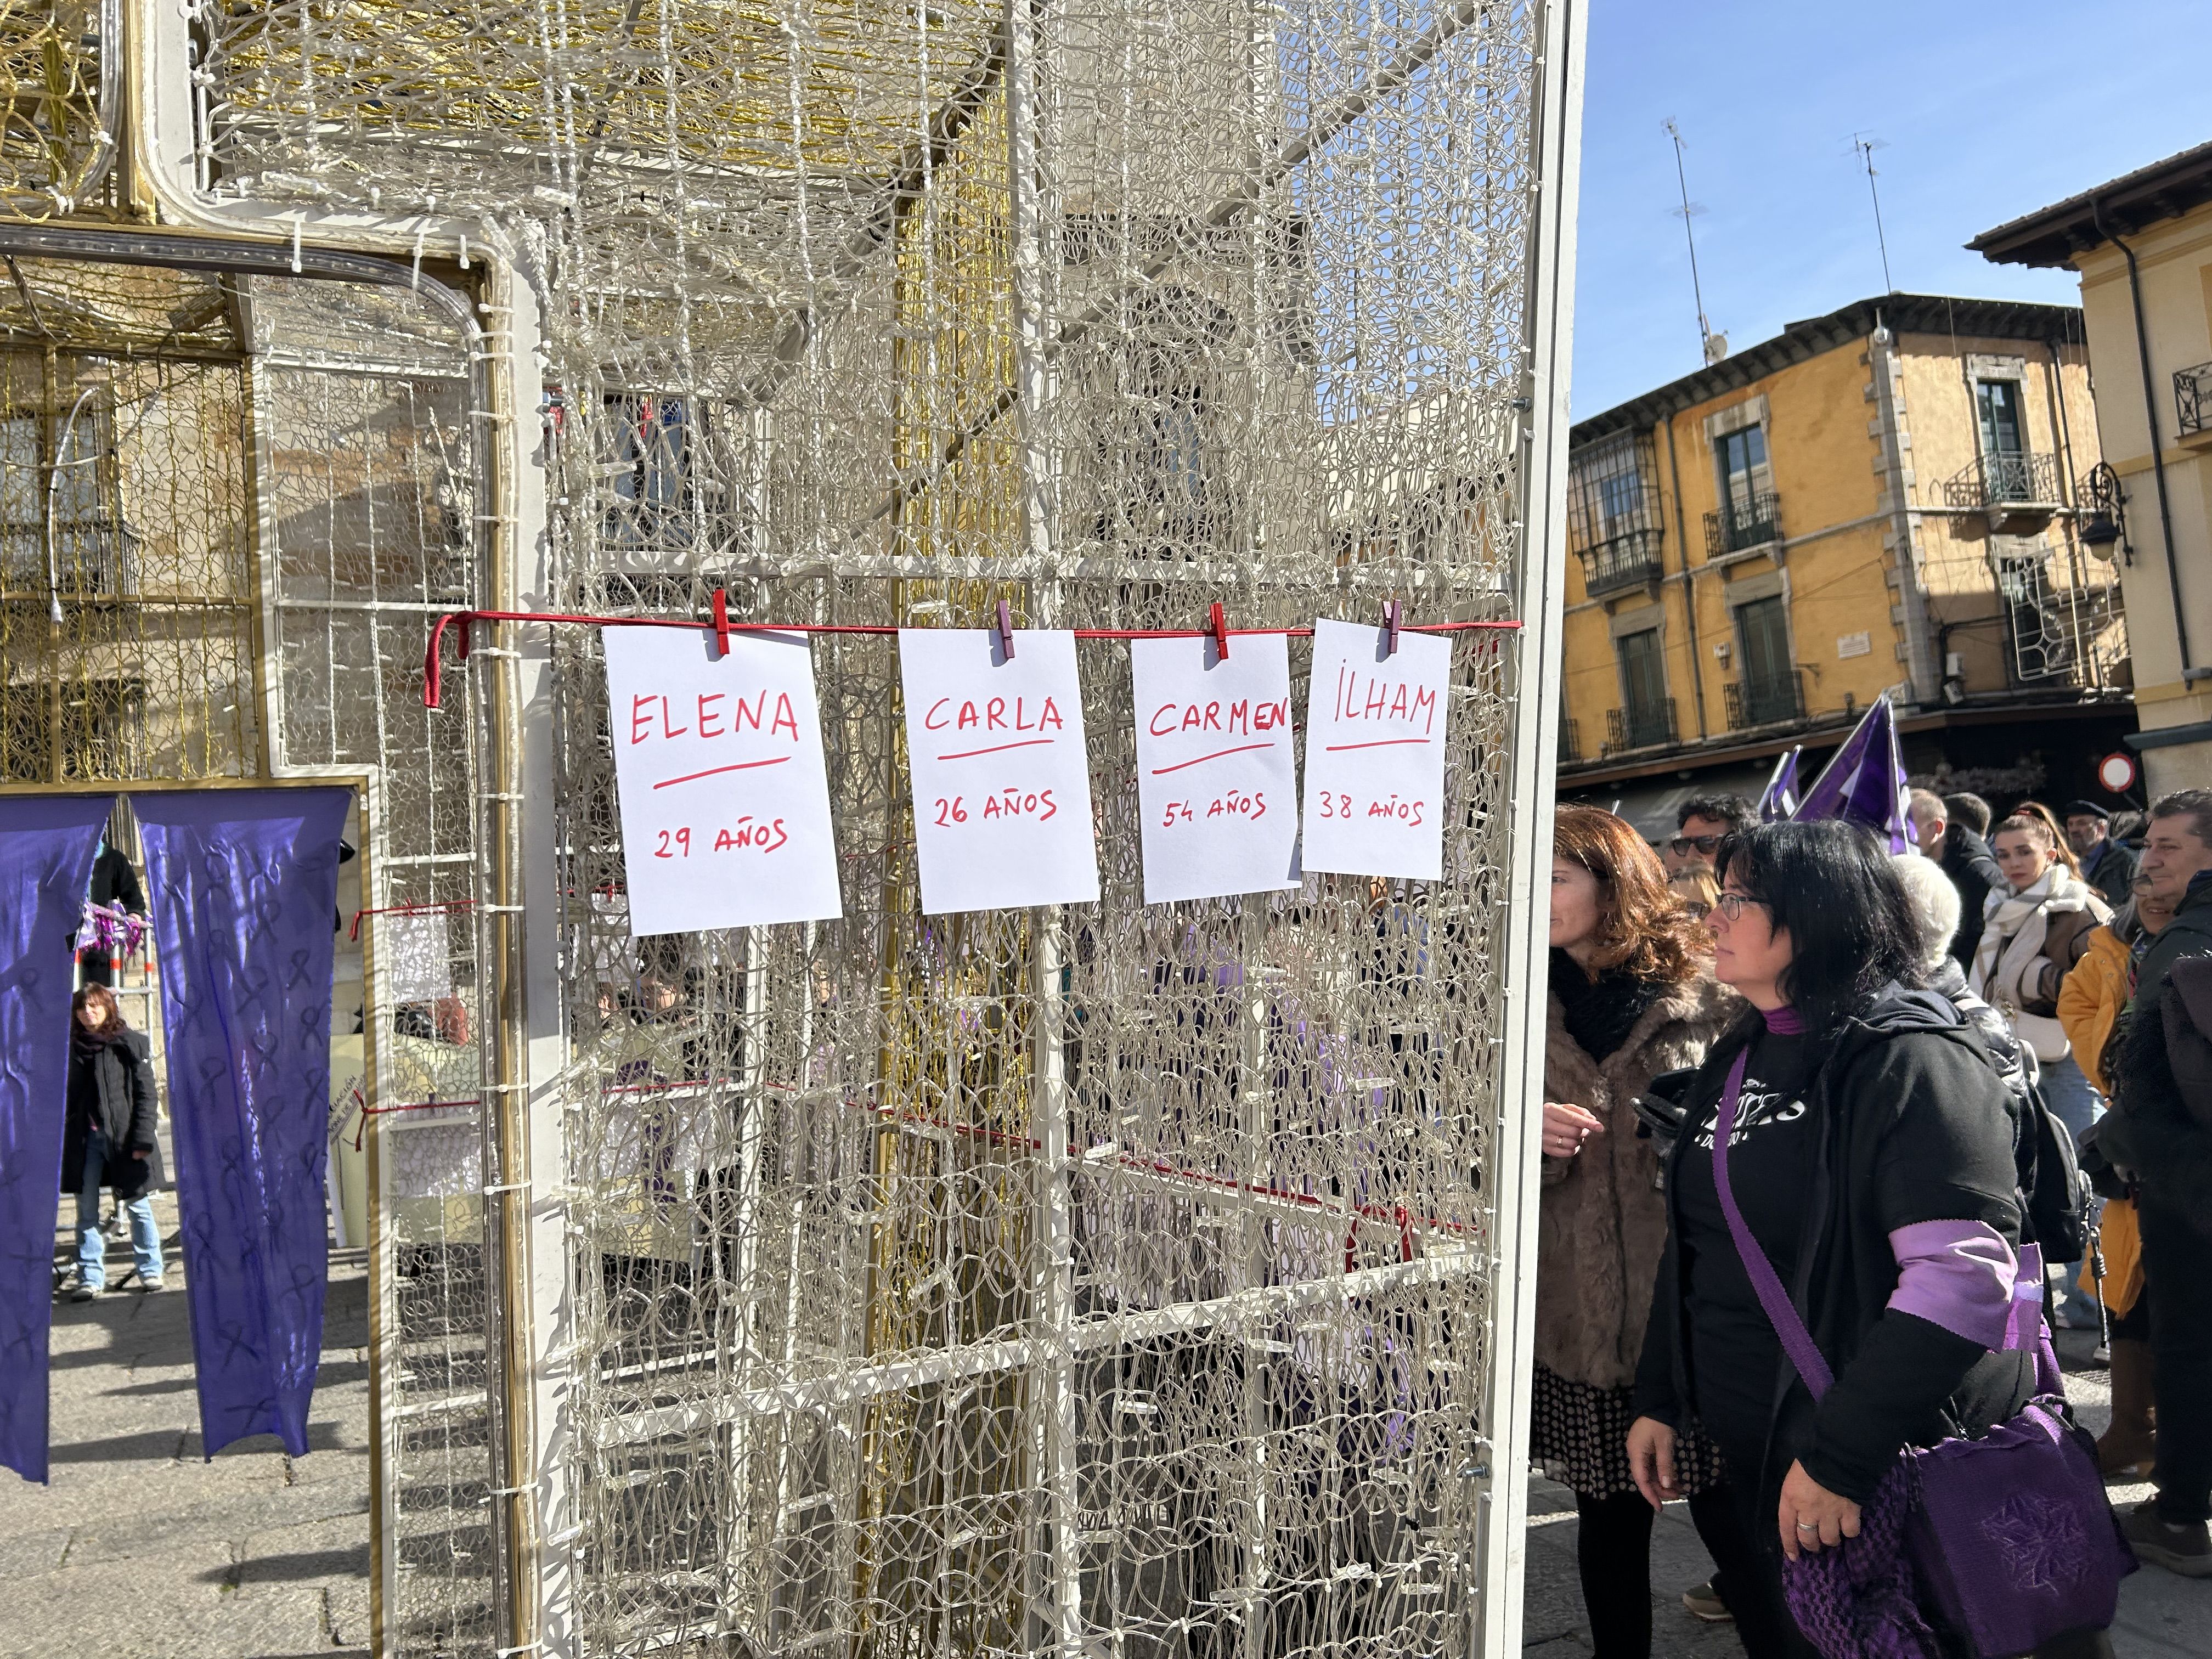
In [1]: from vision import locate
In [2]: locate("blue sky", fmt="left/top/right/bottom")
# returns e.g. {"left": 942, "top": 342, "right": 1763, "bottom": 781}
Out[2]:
{"left": 1570, "top": 0, "right": 2212, "bottom": 421}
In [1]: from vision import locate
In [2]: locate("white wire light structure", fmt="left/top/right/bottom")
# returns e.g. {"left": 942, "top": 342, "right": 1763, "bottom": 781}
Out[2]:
{"left": 53, "top": 0, "right": 1587, "bottom": 1652}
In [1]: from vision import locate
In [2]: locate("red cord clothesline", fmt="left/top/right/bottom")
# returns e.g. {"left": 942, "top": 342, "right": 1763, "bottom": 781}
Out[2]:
{"left": 422, "top": 601, "right": 1522, "bottom": 710}
{"left": 348, "top": 899, "right": 478, "bottom": 943}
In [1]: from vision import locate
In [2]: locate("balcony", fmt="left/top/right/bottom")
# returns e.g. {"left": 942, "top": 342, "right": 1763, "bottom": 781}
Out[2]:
{"left": 2180, "top": 361, "right": 2212, "bottom": 437}
{"left": 1704, "top": 491, "right": 1781, "bottom": 558}
{"left": 1576, "top": 527, "right": 1666, "bottom": 597}
{"left": 1724, "top": 671, "right": 1804, "bottom": 731}
{"left": 1943, "top": 450, "right": 2063, "bottom": 534}
{"left": 1559, "top": 717, "right": 1582, "bottom": 765}
{"left": 1604, "top": 700, "right": 1678, "bottom": 755}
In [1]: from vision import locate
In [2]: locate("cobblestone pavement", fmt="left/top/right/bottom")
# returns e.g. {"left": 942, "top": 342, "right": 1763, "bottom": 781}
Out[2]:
{"left": 0, "top": 1188, "right": 371, "bottom": 1659}
{"left": 1520, "top": 1326, "right": 2201, "bottom": 1657}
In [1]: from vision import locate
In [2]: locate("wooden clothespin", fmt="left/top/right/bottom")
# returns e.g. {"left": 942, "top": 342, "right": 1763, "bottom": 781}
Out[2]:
{"left": 1209, "top": 600, "right": 1230, "bottom": 661}
{"left": 710, "top": 586, "right": 733, "bottom": 658}
{"left": 1383, "top": 598, "right": 1402, "bottom": 656}
{"left": 995, "top": 598, "right": 1016, "bottom": 660}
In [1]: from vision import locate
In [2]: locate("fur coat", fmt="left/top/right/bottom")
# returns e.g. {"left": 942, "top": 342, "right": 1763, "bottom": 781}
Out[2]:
{"left": 1537, "top": 973, "right": 1740, "bottom": 1390}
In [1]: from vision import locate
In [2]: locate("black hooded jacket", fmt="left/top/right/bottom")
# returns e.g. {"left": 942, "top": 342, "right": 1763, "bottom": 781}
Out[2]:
{"left": 1940, "top": 827, "right": 2005, "bottom": 968}
{"left": 1633, "top": 985, "right": 2035, "bottom": 1508}
{"left": 2103, "top": 879, "right": 2212, "bottom": 1216}
{"left": 61, "top": 1029, "right": 164, "bottom": 1202}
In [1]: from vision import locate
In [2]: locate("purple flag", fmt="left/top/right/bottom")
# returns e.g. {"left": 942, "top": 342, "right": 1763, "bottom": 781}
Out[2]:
{"left": 0, "top": 794, "right": 116, "bottom": 1483}
{"left": 1759, "top": 748, "right": 1802, "bottom": 822}
{"left": 1793, "top": 696, "right": 1910, "bottom": 853}
{"left": 133, "top": 788, "right": 349, "bottom": 1458}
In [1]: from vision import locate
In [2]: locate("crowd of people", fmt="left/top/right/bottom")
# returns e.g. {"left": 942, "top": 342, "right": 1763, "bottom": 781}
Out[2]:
{"left": 1541, "top": 783, "right": 2212, "bottom": 1658}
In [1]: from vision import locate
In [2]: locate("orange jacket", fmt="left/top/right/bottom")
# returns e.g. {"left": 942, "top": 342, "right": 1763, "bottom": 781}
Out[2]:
{"left": 2056, "top": 922, "right": 2130, "bottom": 1096}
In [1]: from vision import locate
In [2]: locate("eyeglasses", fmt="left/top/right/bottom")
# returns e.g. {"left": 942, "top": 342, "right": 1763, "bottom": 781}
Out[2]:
{"left": 1670, "top": 834, "right": 1725, "bottom": 856}
{"left": 1679, "top": 901, "right": 1712, "bottom": 921}
{"left": 1711, "top": 892, "right": 1767, "bottom": 923}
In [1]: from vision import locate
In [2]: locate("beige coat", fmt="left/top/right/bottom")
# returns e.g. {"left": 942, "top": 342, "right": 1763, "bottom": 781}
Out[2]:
{"left": 1537, "top": 974, "right": 1741, "bottom": 1390}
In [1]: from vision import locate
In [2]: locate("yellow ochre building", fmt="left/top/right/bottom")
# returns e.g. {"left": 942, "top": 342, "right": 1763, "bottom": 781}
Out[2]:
{"left": 1558, "top": 294, "right": 2132, "bottom": 834}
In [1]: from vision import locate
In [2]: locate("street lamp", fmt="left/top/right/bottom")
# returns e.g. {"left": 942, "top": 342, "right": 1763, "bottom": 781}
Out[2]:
{"left": 2079, "top": 461, "right": 2131, "bottom": 564}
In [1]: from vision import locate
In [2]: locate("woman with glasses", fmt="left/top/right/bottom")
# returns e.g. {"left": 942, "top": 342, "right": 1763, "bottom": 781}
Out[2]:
{"left": 1537, "top": 806, "right": 1742, "bottom": 1656}
{"left": 1625, "top": 822, "right": 2066, "bottom": 1658}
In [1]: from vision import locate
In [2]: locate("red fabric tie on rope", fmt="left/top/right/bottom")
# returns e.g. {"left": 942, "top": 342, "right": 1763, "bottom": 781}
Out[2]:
{"left": 420, "top": 606, "right": 1523, "bottom": 709}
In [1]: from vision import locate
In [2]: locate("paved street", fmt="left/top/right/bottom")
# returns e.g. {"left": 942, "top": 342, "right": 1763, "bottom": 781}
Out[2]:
{"left": 0, "top": 1187, "right": 371, "bottom": 1659}
{"left": 1520, "top": 1326, "right": 2201, "bottom": 1657}
{"left": 3, "top": 1189, "right": 2203, "bottom": 1658}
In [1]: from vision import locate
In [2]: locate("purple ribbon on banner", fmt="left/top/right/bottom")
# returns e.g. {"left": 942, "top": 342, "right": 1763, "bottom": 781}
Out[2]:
{"left": 133, "top": 788, "right": 350, "bottom": 1458}
{"left": 0, "top": 794, "right": 117, "bottom": 1483}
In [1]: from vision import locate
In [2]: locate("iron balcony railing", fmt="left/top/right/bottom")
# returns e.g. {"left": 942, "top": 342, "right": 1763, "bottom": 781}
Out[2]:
{"left": 1943, "top": 449, "right": 2062, "bottom": 511}
{"left": 1576, "top": 527, "right": 1666, "bottom": 597}
{"left": 1724, "top": 671, "right": 1804, "bottom": 730}
{"left": 1559, "top": 716, "right": 1582, "bottom": 765}
{"left": 2179, "top": 361, "right": 2212, "bottom": 437}
{"left": 1604, "top": 700, "right": 1677, "bottom": 754}
{"left": 1704, "top": 490, "right": 1781, "bottom": 557}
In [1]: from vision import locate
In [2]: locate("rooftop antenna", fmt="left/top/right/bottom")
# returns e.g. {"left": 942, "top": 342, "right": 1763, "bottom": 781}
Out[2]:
{"left": 1853, "top": 132, "right": 1895, "bottom": 293}
{"left": 1662, "top": 119, "right": 1724, "bottom": 364}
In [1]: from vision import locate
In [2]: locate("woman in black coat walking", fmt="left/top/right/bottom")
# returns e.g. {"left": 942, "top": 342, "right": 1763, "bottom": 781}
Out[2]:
{"left": 63, "top": 984, "right": 165, "bottom": 1299}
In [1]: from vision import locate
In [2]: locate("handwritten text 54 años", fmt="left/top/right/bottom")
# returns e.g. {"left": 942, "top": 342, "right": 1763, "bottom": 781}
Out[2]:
{"left": 1159, "top": 789, "right": 1269, "bottom": 828}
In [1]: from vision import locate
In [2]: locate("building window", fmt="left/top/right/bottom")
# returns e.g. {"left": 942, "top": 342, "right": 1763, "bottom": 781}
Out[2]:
{"left": 1713, "top": 424, "right": 1777, "bottom": 552}
{"left": 1976, "top": 379, "right": 2027, "bottom": 459}
{"left": 1615, "top": 627, "right": 1673, "bottom": 749}
{"left": 1566, "top": 432, "right": 1663, "bottom": 595}
{"left": 1974, "top": 379, "right": 2035, "bottom": 503}
{"left": 1730, "top": 594, "right": 1801, "bottom": 726}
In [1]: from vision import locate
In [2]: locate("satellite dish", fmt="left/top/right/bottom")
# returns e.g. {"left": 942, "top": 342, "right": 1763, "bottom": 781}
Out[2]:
{"left": 1702, "top": 332, "right": 1729, "bottom": 365}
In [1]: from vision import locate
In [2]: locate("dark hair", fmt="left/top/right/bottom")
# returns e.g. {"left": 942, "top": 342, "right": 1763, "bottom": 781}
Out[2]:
{"left": 1714, "top": 820, "right": 1925, "bottom": 1034}
{"left": 1677, "top": 792, "right": 1755, "bottom": 833}
{"left": 2151, "top": 788, "right": 2212, "bottom": 848}
{"left": 71, "top": 983, "right": 128, "bottom": 1033}
{"left": 1553, "top": 805, "right": 1706, "bottom": 983}
{"left": 1942, "top": 792, "right": 1992, "bottom": 836}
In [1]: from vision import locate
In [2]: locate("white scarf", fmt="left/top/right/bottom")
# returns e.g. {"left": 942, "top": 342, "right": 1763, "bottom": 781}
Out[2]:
{"left": 1970, "top": 862, "right": 2094, "bottom": 1020}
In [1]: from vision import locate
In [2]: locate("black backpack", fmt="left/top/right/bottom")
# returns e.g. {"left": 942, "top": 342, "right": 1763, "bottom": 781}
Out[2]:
{"left": 2016, "top": 1079, "right": 2092, "bottom": 1262}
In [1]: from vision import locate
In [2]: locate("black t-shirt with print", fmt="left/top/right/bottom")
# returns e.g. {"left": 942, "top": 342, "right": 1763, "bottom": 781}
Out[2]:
{"left": 1674, "top": 1026, "right": 1820, "bottom": 1460}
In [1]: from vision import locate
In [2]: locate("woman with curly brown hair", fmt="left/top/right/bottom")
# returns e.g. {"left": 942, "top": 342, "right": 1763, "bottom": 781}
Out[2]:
{"left": 1537, "top": 806, "right": 1743, "bottom": 1655}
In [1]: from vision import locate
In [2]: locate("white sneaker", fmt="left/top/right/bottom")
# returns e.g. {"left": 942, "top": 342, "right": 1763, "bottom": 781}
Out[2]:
{"left": 137, "top": 1276, "right": 165, "bottom": 1293}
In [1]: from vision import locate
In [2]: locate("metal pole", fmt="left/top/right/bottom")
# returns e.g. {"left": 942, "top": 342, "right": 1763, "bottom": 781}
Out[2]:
{"left": 1472, "top": 1, "right": 1584, "bottom": 1652}
{"left": 468, "top": 264, "right": 541, "bottom": 1659}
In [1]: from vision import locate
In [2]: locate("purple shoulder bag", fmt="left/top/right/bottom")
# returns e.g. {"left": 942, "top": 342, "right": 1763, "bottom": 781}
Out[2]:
{"left": 1709, "top": 1049, "right": 2133, "bottom": 1659}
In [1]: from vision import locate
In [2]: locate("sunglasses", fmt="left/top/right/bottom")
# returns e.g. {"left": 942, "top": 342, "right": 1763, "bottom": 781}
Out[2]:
{"left": 1670, "top": 833, "right": 1725, "bottom": 856}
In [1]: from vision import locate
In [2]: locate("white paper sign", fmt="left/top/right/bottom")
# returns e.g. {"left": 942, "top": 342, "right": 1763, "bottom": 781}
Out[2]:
{"left": 384, "top": 910, "right": 455, "bottom": 1004}
{"left": 1131, "top": 634, "right": 1301, "bottom": 904}
{"left": 1300, "top": 617, "right": 1452, "bottom": 881}
{"left": 900, "top": 628, "right": 1099, "bottom": 914}
{"left": 604, "top": 625, "right": 843, "bottom": 936}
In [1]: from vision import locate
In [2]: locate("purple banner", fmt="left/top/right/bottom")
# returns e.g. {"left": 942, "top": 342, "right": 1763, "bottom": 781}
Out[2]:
{"left": 133, "top": 788, "right": 350, "bottom": 1458}
{"left": 0, "top": 794, "right": 117, "bottom": 1483}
